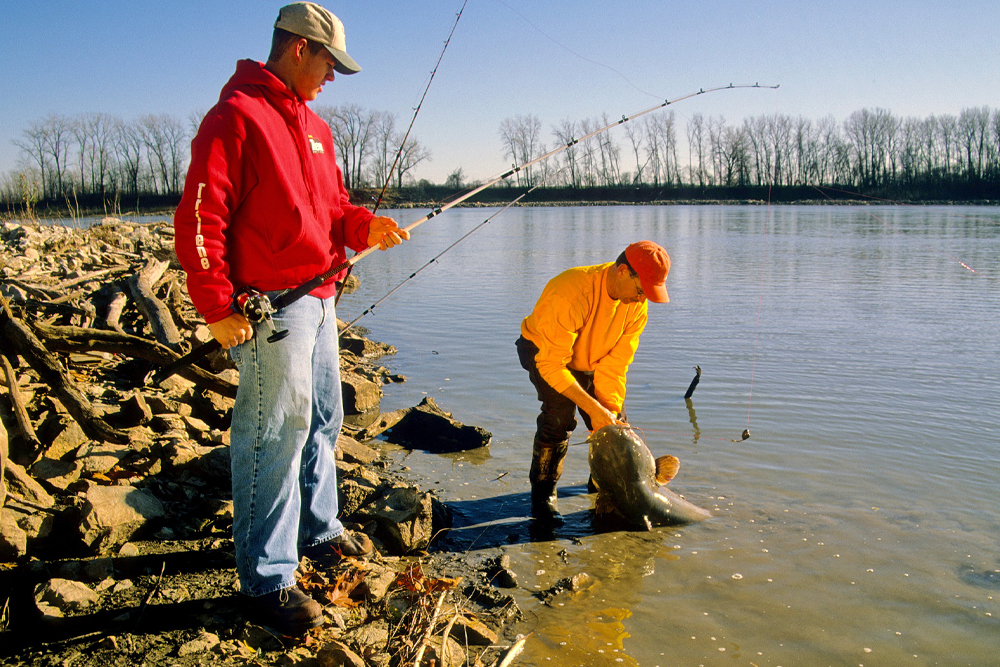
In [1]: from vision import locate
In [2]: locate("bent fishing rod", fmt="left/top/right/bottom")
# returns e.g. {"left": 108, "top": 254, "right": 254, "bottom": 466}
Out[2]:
{"left": 340, "top": 178, "right": 555, "bottom": 335}
{"left": 150, "top": 82, "right": 778, "bottom": 384}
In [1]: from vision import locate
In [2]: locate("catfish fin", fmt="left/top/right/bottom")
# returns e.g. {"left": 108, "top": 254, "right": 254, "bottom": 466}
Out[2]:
{"left": 655, "top": 455, "right": 680, "bottom": 485}
{"left": 594, "top": 492, "right": 617, "bottom": 517}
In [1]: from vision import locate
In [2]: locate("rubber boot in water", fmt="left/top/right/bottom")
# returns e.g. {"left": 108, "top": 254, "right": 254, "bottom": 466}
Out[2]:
{"left": 529, "top": 437, "right": 568, "bottom": 521}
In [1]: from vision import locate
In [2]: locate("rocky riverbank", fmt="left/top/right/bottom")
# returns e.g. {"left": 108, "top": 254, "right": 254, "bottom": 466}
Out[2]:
{"left": 0, "top": 219, "right": 531, "bottom": 666}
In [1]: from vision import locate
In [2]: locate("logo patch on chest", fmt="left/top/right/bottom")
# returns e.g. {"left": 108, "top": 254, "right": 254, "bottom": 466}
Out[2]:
{"left": 307, "top": 135, "right": 325, "bottom": 154}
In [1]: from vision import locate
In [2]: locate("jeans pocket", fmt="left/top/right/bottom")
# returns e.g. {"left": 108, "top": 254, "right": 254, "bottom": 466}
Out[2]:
{"left": 229, "top": 342, "right": 243, "bottom": 366}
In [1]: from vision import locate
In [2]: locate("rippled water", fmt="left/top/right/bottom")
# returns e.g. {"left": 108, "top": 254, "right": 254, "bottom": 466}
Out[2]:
{"left": 342, "top": 204, "right": 999, "bottom": 666}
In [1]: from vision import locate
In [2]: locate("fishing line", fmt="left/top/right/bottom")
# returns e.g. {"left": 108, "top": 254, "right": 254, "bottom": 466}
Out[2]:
{"left": 492, "top": 0, "right": 662, "bottom": 100}
{"left": 342, "top": 185, "right": 543, "bottom": 333}
{"left": 332, "top": 83, "right": 779, "bottom": 282}
{"left": 336, "top": 0, "right": 468, "bottom": 306}
{"left": 372, "top": 0, "right": 468, "bottom": 214}
{"left": 809, "top": 184, "right": 998, "bottom": 280}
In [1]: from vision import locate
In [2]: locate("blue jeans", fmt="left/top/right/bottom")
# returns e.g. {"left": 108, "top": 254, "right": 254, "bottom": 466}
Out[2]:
{"left": 228, "top": 294, "right": 345, "bottom": 596}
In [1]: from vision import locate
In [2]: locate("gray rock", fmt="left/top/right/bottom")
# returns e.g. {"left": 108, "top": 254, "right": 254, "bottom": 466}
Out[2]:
{"left": 317, "top": 639, "right": 367, "bottom": 667}
{"left": 83, "top": 557, "right": 114, "bottom": 582}
{"left": 422, "top": 635, "right": 465, "bottom": 667}
{"left": 5, "top": 461, "right": 55, "bottom": 507}
{"left": 383, "top": 397, "right": 492, "bottom": 452}
{"left": 341, "top": 372, "right": 382, "bottom": 415}
{"left": 335, "top": 434, "right": 380, "bottom": 465}
{"left": 118, "top": 392, "right": 153, "bottom": 427}
{"left": 178, "top": 630, "right": 221, "bottom": 656}
{"left": 349, "top": 619, "right": 389, "bottom": 648}
{"left": 0, "top": 508, "right": 28, "bottom": 560}
{"left": 35, "top": 577, "right": 99, "bottom": 611}
{"left": 76, "top": 442, "right": 131, "bottom": 474}
{"left": 363, "top": 486, "right": 434, "bottom": 554}
{"left": 78, "top": 485, "right": 166, "bottom": 553}
{"left": 29, "top": 457, "right": 82, "bottom": 491}
{"left": 357, "top": 563, "right": 398, "bottom": 601}
{"left": 17, "top": 509, "right": 55, "bottom": 547}
{"left": 338, "top": 476, "right": 381, "bottom": 517}
{"left": 44, "top": 419, "right": 89, "bottom": 460}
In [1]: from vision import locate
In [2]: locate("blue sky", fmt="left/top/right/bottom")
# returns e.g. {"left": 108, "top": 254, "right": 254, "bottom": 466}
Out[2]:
{"left": 2, "top": 0, "right": 999, "bottom": 184}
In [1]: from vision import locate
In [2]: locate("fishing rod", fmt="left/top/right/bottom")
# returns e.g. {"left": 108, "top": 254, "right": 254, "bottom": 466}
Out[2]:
{"left": 335, "top": 0, "right": 468, "bottom": 307}
{"left": 341, "top": 181, "right": 550, "bottom": 335}
{"left": 372, "top": 0, "right": 467, "bottom": 214}
{"left": 341, "top": 83, "right": 780, "bottom": 273}
{"left": 150, "top": 82, "right": 778, "bottom": 384}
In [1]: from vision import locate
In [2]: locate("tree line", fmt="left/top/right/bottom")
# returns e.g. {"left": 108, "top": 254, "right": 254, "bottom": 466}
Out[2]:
{"left": 5, "top": 103, "right": 1000, "bottom": 212}
{"left": 1, "top": 105, "right": 430, "bottom": 212}
{"left": 497, "top": 106, "right": 1000, "bottom": 198}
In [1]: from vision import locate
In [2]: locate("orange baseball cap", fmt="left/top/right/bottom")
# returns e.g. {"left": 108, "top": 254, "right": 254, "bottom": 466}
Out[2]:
{"left": 624, "top": 241, "right": 670, "bottom": 303}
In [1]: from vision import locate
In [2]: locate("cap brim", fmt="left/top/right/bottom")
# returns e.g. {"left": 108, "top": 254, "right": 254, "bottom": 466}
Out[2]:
{"left": 644, "top": 282, "right": 669, "bottom": 303}
{"left": 325, "top": 45, "right": 361, "bottom": 74}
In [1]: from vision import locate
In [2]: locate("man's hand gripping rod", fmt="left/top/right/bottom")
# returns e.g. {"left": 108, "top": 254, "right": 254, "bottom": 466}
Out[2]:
{"left": 149, "top": 288, "right": 288, "bottom": 384}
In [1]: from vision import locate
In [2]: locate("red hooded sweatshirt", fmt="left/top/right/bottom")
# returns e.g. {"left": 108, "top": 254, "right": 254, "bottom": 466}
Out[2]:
{"left": 174, "top": 60, "right": 374, "bottom": 324}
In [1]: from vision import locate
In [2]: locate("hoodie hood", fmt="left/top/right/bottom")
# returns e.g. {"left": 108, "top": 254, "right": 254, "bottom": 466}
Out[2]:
{"left": 219, "top": 60, "right": 302, "bottom": 118}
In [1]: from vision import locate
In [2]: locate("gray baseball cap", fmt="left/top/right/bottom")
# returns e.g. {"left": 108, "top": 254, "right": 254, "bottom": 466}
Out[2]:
{"left": 274, "top": 2, "right": 361, "bottom": 74}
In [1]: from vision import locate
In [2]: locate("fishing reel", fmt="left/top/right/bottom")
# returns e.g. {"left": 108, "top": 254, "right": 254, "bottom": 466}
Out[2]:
{"left": 233, "top": 287, "right": 289, "bottom": 343}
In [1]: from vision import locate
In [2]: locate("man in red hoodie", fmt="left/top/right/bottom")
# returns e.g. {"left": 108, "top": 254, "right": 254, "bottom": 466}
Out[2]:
{"left": 174, "top": 2, "right": 408, "bottom": 635}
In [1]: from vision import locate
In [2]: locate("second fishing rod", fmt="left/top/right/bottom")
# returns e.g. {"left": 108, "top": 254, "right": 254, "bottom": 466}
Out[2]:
{"left": 151, "top": 82, "right": 778, "bottom": 384}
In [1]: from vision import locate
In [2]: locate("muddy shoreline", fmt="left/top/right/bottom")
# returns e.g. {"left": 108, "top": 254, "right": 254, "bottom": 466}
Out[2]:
{"left": 0, "top": 219, "right": 541, "bottom": 666}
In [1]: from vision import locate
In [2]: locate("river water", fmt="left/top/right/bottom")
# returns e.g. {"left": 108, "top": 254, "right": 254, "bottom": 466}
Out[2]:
{"left": 337, "top": 204, "right": 999, "bottom": 667}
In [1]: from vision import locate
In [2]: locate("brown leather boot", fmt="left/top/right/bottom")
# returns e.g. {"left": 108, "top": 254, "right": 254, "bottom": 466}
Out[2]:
{"left": 529, "top": 437, "right": 568, "bottom": 519}
{"left": 247, "top": 585, "right": 323, "bottom": 635}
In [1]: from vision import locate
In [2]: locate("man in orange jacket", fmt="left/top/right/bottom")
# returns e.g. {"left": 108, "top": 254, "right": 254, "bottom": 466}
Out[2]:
{"left": 516, "top": 241, "right": 670, "bottom": 518}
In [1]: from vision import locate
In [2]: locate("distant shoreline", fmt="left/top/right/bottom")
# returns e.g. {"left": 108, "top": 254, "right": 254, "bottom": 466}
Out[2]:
{"left": 5, "top": 196, "right": 1000, "bottom": 224}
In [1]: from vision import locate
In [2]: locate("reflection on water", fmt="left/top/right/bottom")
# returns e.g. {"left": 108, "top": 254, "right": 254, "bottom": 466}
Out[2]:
{"left": 341, "top": 205, "right": 1000, "bottom": 666}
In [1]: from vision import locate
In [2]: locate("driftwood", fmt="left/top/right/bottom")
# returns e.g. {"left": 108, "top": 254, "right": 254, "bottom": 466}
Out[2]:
{"left": 104, "top": 287, "right": 128, "bottom": 333}
{"left": 33, "top": 323, "right": 237, "bottom": 399}
{"left": 0, "top": 303, "right": 129, "bottom": 445}
{"left": 55, "top": 265, "right": 130, "bottom": 291}
{"left": 0, "top": 352, "right": 44, "bottom": 462}
{"left": 0, "top": 405, "right": 7, "bottom": 508}
{"left": 126, "top": 258, "right": 183, "bottom": 353}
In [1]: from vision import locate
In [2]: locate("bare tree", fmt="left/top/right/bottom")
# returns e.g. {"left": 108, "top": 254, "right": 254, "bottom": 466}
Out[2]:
{"left": 718, "top": 125, "right": 750, "bottom": 186}
{"left": 320, "top": 104, "right": 378, "bottom": 189}
{"left": 552, "top": 119, "right": 581, "bottom": 187}
{"left": 499, "top": 114, "right": 543, "bottom": 187}
{"left": 686, "top": 113, "right": 707, "bottom": 187}
{"left": 74, "top": 113, "right": 118, "bottom": 197}
{"left": 623, "top": 120, "right": 649, "bottom": 185}
{"left": 444, "top": 167, "right": 464, "bottom": 188}
{"left": 366, "top": 110, "right": 397, "bottom": 189}
{"left": 577, "top": 118, "right": 599, "bottom": 186}
{"left": 843, "top": 108, "right": 898, "bottom": 187}
{"left": 958, "top": 106, "right": 991, "bottom": 181}
{"left": 13, "top": 122, "right": 50, "bottom": 198}
{"left": 14, "top": 114, "right": 73, "bottom": 198}
{"left": 594, "top": 113, "right": 621, "bottom": 186}
{"left": 394, "top": 137, "right": 430, "bottom": 188}
{"left": 113, "top": 118, "right": 144, "bottom": 197}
